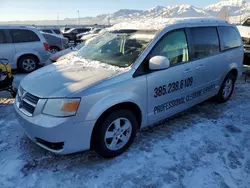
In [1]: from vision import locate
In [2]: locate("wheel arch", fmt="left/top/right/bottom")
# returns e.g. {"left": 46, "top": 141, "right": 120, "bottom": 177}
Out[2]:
{"left": 228, "top": 68, "right": 238, "bottom": 78}
{"left": 90, "top": 102, "right": 142, "bottom": 149}
{"left": 16, "top": 53, "right": 40, "bottom": 68}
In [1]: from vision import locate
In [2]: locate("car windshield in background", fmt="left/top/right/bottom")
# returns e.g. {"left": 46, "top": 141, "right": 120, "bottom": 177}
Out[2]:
{"left": 243, "top": 19, "right": 250, "bottom": 27}
{"left": 76, "top": 30, "right": 157, "bottom": 67}
{"left": 65, "top": 28, "right": 75, "bottom": 33}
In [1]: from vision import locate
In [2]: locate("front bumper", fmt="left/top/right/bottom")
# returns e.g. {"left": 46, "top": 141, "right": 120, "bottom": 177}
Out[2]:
{"left": 14, "top": 101, "right": 95, "bottom": 155}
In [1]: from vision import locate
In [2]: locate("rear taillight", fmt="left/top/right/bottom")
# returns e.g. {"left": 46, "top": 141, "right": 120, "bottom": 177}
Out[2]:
{"left": 43, "top": 43, "right": 50, "bottom": 51}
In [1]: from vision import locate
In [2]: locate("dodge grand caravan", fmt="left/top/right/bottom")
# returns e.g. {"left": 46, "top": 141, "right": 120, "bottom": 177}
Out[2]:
{"left": 14, "top": 18, "right": 244, "bottom": 158}
{"left": 0, "top": 26, "right": 51, "bottom": 73}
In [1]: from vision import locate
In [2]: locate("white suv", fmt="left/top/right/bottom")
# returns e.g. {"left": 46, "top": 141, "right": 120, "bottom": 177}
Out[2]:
{"left": 237, "top": 18, "right": 250, "bottom": 57}
{"left": 0, "top": 26, "right": 51, "bottom": 73}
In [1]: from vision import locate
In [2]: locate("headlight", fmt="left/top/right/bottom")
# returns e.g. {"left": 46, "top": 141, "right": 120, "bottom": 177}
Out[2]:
{"left": 43, "top": 98, "right": 81, "bottom": 117}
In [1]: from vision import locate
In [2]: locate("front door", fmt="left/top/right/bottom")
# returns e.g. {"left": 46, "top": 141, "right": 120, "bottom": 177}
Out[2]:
{"left": 145, "top": 29, "right": 200, "bottom": 124}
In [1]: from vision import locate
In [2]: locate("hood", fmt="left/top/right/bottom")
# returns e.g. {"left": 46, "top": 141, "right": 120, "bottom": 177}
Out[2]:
{"left": 50, "top": 48, "right": 74, "bottom": 61}
{"left": 21, "top": 58, "right": 129, "bottom": 98}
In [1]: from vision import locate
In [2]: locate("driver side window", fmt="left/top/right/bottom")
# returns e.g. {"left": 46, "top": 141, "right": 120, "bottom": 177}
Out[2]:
{"left": 149, "top": 29, "right": 189, "bottom": 66}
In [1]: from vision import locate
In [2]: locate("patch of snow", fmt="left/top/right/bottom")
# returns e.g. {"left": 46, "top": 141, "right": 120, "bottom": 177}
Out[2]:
{"left": 56, "top": 55, "right": 131, "bottom": 72}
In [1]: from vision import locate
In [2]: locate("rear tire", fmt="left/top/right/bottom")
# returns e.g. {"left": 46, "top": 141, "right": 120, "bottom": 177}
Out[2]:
{"left": 93, "top": 109, "right": 138, "bottom": 158}
{"left": 18, "top": 56, "right": 38, "bottom": 73}
{"left": 216, "top": 73, "right": 236, "bottom": 103}
{"left": 50, "top": 46, "right": 60, "bottom": 54}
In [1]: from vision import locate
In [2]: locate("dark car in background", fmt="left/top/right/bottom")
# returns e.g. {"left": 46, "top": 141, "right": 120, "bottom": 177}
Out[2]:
{"left": 63, "top": 27, "right": 92, "bottom": 43}
{"left": 41, "top": 32, "right": 69, "bottom": 54}
{"left": 39, "top": 28, "right": 63, "bottom": 36}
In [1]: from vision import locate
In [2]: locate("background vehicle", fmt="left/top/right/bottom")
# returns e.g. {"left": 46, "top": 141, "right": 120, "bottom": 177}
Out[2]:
{"left": 76, "top": 28, "right": 102, "bottom": 42}
{"left": 63, "top": 27, "right": 92, "bottom": 42}
{"left": 41, "top": 32, "right": 69, "bottom": 54}
{"left": 0, "top": 26, "right": 51, "bottom": 73}
{"left": 237, "top": 18, "right": 250, "bottom": 62}
{"left": 50, "top": 42, "right": 85, "bottom": 62}
{"left": 60, "top": 27, "right": 71, "bottom": 33}
{"left": 39, "top": 28, "right": 63, "bottom": 36}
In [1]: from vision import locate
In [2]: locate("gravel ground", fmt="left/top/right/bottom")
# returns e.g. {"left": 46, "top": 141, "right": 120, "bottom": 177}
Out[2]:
{"left": 0, "top": 72, "right": 250, "bottom": 188}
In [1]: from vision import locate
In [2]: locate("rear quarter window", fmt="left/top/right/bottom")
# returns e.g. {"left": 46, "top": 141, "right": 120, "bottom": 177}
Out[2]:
{"left": 189, "top": 27, "right": 220, "bottom": 59}
{"left": 218, "top": 26, "right": 242, "bottom": 51}
{"left": 10, "top": 29, "right": 40, "bottom": 43}
{"left": 42, "top": 29, "right": 53, "bottom": 34}
{"left": 0, "top": 30, "right": 7, "bottom": 44}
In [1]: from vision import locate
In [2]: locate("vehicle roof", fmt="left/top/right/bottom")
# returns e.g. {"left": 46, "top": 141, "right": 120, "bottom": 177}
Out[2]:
{"left": 0, "top": 25, "right": 37, "bottom": 30}
{"left": 39, "top": 28, "right": 61, "bottom": 30}
{"left": 107, "top": 17, "right": 231, "bottom": 31}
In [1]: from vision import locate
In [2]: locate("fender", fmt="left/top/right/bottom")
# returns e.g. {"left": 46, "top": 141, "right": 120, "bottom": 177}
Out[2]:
{"left": 14, "top": 51, "right": 41, "bottom": 66}
{"left": 85, "top": 91, "right": 147, "bottom": 128}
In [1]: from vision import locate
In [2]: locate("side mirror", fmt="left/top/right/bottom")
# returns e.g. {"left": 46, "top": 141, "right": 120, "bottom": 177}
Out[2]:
{"left": 149, "top": 56, "right": 170, "bottom": 70}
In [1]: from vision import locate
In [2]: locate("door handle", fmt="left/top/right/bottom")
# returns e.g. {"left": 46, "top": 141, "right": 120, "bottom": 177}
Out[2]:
{"left": 184, "top": 68, "right": 192, "bottom": 73}
{"left": 196, "top": 64, "right": 204, "bottom": 70}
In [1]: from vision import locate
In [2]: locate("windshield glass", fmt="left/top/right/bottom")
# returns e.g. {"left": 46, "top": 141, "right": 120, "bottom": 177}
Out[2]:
{"left": 65, "top": 28, "right": 75, "bottom": 33}
{"left": 75, "top": 42, "right": 85, "bottom": 50}
{"left": 76, "top": 30, "right": 157, "bottom": 67}
{"left": 243, "top": 19, "right": 250, "bottom": 27}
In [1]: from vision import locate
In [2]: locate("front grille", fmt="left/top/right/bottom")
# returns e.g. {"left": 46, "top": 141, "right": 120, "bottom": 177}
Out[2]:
{"left": 25, "top": 92, "right": 39, "bottom": 104}
{"left": 242, "top": 37, "right": 250, "bottom": 45}
{"left": 17, "top": 87, "right": 39, "bottom": 116}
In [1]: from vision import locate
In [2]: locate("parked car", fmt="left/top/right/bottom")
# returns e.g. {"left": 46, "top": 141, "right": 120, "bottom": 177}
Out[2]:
{"left": 0, "top": 26, "right": 51, "bottom": 73}
{"left": 14, "top": 18, "right": 243, "bottom": 158}
{"left": 60, "top": 27, "right": 71, "bottom": 33}
{"left": 237, "top": 18, "right": 250, "bottom": 59}
{"left": 63, "top": 27, "right": 92, "bottom": 42}
{"left": 41, "top": 32, "right": 69, "bottom": 54}
{"left": 39, "top": 28, "right": 63, "bottom": 36}
{"left": 76, "top": 28, "right": 102, "bottom": 42}
{"left": 50, "top": 42, "right": 85, "bottom": 62}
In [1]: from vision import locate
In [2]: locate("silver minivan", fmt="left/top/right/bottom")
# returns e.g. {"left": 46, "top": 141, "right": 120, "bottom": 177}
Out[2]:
{"left": 14, "top": 18, "right": 244, "bottom": 158}
{"left": 0, "top": 26, "right": 51, "bottom": 73}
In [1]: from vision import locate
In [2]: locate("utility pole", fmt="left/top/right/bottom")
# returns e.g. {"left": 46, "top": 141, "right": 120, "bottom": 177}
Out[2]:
{"left": 77, "top": 10, "right": 80, "bottom": 25}
{"left": 57, "top": 13, "right": 59, "bottom": 26}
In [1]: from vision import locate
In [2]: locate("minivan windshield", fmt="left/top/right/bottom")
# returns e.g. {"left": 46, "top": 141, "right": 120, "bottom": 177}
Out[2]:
{"left": 76, "top": 30, "right": 157, "bottom": 67}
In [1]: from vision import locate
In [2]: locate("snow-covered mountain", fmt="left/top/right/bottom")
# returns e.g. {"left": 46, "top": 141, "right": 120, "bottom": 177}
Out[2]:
{"left": 84, "top": 1, "right": 250, "bottom": 24}
{"left": 1, "top": 1, "right": 249, "bottom": 25}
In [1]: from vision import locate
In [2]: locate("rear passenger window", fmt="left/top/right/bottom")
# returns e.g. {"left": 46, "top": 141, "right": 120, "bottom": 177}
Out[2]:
{"left": 0, "top": 30, "right": 7, "bottom": 44}
{"left": 10, "top": 29, "right": 40, "bottom": 43}
{"left": 149, "top": 29, "right": 189, "bottom": 66}
{"left": 42, "top": 30, "right": 53, "bottom": 34}
{"left": 190, "top": 27, "right": 219, "bottom": 59}
{"left": 53, "top": 30, "right": 61, "bottom": 34}
{"left": 218, "top": 27, "right": 242, "bottom": 51}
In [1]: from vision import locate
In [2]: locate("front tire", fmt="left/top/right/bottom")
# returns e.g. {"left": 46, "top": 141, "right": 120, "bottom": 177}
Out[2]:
{"left": 93, "top": 109, "right": 138, "bottom": 158}
{"left": 216, "top": 73, "right": 236, "bottom": 103}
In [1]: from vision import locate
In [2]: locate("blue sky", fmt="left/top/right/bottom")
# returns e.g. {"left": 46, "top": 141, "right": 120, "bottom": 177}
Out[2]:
{"left": 0, "top": 0, "right": 220, "bottom": 21}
